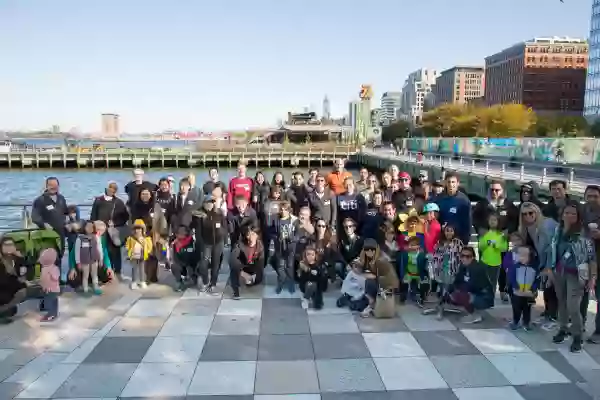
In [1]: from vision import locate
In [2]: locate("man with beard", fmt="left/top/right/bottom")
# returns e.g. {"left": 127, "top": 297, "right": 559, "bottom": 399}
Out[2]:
{"left": 90, "top": 181, "right": 130, "bottom": 276}
{"left": 31, "top": 177, "right": 69, "bottom": 268}
{"left": 308, "top": 174, "right": 337, "bottom": 228}
{"left": 124, "top": 169, "right": 158, "bottom": 207}
{"left": 472, "top": 180, "right": 519, "bottom": 235}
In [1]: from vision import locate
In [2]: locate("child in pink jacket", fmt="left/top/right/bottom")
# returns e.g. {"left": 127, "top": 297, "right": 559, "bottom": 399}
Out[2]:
{"left": 39, "top": 248, "right": 60, "bottom": 321}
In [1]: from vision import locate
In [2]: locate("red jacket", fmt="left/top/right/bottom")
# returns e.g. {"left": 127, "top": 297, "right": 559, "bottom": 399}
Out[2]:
{"left": 227, "top": 177, "right": 253, "bottom": 209}
{"left": 423, "top": 220, "right": 441, "bottom": 254}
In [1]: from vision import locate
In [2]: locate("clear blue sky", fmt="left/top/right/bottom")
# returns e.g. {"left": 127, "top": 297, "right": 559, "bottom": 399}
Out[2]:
{"left": 0, "top": 0, "right": 591, "bottom": 133}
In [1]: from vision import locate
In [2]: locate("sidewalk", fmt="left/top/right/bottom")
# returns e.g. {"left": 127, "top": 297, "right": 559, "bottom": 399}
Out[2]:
{"left": 0, "top": 264, "right": 597, "bottom": 400}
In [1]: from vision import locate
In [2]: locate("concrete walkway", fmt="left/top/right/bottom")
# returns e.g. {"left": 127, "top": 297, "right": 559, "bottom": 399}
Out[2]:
{"left": 0, "top": 261, "right": 597, "bottom": 400}
{"left": 368, "top": 149, "right": 596, "bottom": 194}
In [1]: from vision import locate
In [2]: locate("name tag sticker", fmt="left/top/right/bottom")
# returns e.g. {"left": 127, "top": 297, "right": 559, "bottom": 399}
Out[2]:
{"left": 564, "top": 251, "right": 572, "bottom": 260}
{"left": 46, "top": 205, "right": 54, "bottom": 210}
{"left": 215, "top": 223, "right": 221, "bottom": 228}
{"left": 81, "top": 242, "right": 90, "bottom": 248}
{"left": 449, "top": 207, "right": 457, "bottom": 214}
{"left": 500, "top": 211, "right": 507, "bottom": 216}
{"left": 406, "top": 200, "right": 413, "bottom": 207}
{"left": 187, "top": 200, "right": 194, "bottom": 205}
{"left": 324, "top": 200, "right": 330, "bottom": 205}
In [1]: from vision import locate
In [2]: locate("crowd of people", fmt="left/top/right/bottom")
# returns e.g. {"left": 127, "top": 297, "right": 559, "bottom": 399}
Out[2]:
{"left": 0, "top": 159, "right": 599, "bottom": 353}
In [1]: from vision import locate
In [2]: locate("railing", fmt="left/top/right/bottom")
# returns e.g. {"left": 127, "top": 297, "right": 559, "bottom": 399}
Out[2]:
{"left": 368, "top": 149, "right": 599, "bottom": 193}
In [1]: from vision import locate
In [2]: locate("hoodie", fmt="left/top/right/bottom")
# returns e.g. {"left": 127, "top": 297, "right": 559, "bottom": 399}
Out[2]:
{"left": 478, "top": 230, "right": 509, "bottom": 267}
{"left": 39, "top": 248, "right": 60, "bottom": 293}
{"left": 507, "top": 261, "right": 540, "bottom": 296}
{"left": 454, "top": 260, "right": 493, "bottom": 296}
{"left": 227, "top": 177, "right": 253, "bottom": 209}
{"left": 423, "top": 219, "right": 441, "bottom": 254}
{"left": 436, "top": 191, "right": 472, "bottom": 244}
{"left": 154, "top": 190, "right": 175, "bottom": 225}
{"left": 226, "top": 206, "right": 258, "bottom": 246}
{"left": 192, "top": 209, "right": 227, "bottom": 246}
{"left": 90, "top": 194, "right": 129, "bottom": 227}
{"left": 336, "top": 191, "right": 367, "bottom": 229}
{"left": 519, "top": 183, "right": 544, "bottom": 210}
{"left": 286, "top": 184, "right": 312, "bottom": 215}
{"left": 361, "top": 207, "right": 384, "bottom": 240}
{"left": 308, "top": 189, "right": 337, "bottom": 227}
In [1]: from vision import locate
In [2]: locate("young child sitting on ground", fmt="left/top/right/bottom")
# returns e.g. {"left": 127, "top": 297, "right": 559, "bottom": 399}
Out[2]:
{"left": 298, "top": 246, "right": 328, "bottom": 310}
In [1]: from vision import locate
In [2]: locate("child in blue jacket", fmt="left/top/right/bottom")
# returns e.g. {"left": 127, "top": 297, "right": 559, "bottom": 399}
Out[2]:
{"left": 397, "top": 236, "right": 428, "bottom": 305}
{"left": 507, "top": 245, "right": 539, "bottom": 331}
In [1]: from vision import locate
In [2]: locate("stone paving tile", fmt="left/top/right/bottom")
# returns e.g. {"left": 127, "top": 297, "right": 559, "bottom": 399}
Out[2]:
{"left": 258, "top": 334, "right": 314, "bottom": 361}
{"left": 363, "top": 332, "right": 425, "bottom": 358}
{"left": 537, "top": 351, "right": 586, "bottom": 383}
{"left": 52, "top": 363, "right": 137, "bottom": 398}
{"left": 15, "top": 362, "right": 78, "bottom": 398}
{"left": 158, "top": 315, "right": 214, "bottom": 336}
{"left": 311, "top": 334, "right": 371, "bottom": 359}
{"left": 143, "top": 335, "right": 207, "bottom": 363}
{"left": 461, "top": 329, "right": 531, "bottom": 354}
{"left": 188, "top": 361, "right": 256, "bottom": 396}
{"left": 106, "top": 316, "right": 166, "bottom": 337}
{"left": 315, "top": 358, "right": 385, "bottom": 392}
{"left": 254, "top": 361, "right": 320, "bottom": 395}
{"left": 486, "top": 353, "right": 570, "bottom": 385}
{"left": 388, "top": 389, "right": 461, "bottom": 400}
{"left": 121, "top": 362, "right": 196, "bottom": 397}
{"left": 125, "top": 298, "right": 179, "bottom": 317}
{"left": 260, "top": 314, "right": 310, "bottom": 335}
{"left": 170, "top": 298, "right": 221, "bottom": 316}
{"left": 200, "top": 335, "right": 258, "bottom": 361}
{"left": 353, "top": 315, "right": 408, "bottom": 333}
{"left": 308, "top": 314, "right": 359, "bottom": 334}
{"left": 209, "top": 315, "right": 261, "bottom": 335}
{"left": 5, "top": 353, "right": 66, "bottom": 386}
{"left": 515, "top": 383, "right": 593, "bottom": 400}
{"left": 412, "top": 331, "right": 481, "bottom": 357}
{"left": 453, "top": 386, "right": 524, "bottom": 400}
{"left": 373, "top": 357, "right": 448, "bottom": 390}
{"left": 431, "top": 355, "right": 510, "bottom": 388}
{"left": 0, "top": 382, "right": 25, "bottom": 400}
{"left": 82, "top": 336, "right": 154, "bottom": 363}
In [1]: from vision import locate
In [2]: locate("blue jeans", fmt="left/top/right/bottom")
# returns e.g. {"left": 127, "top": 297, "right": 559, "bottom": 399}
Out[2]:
{"left": 43, "top": 292, "right": 59, "bottom": 317}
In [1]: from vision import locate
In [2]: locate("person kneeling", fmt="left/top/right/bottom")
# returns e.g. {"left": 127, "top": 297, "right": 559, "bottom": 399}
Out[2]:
{"left": 171, "top": 225, "right": 199, "bottom": 292}
{"left": 298, "top": 246, "right": 328, "bottom": 310}
{"left": 449, "top": 246, "right": 494, "bottom": 324}
{"left": 229, "top": 224, "right": 265, "bottom": 300}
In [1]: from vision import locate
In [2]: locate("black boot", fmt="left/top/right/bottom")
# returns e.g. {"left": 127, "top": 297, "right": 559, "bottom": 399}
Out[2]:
{"left": 553, "top": 330, "right": 569, "bottom": 344}
{"left": 570, "top": 336, "right": 583, "bottom": 353}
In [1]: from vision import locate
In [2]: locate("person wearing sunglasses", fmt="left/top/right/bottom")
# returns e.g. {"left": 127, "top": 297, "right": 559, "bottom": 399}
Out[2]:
{"left": 519, "top": 183, "right": 543, "bottom": 210}
{"left": 308, "top": 174, "right": 337, "bottom": 229}
{"left": 449, "top": 246, "right": 493, "bottom": 324}
{"left": 472, "top": 180, "right": 519, "bottom": 236}
{"left": 337, "top": 218, "right": 364, "bottom": 280}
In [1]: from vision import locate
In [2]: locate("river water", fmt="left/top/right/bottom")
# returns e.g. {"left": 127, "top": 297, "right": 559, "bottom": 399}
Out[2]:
{"left": 0, "top": 168, "right": 321, "bottom": 232}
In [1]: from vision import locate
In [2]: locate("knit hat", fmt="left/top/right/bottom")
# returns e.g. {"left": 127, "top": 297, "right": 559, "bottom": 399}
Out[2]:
{"left": 38, "top": 248, "right": 58, "bottom": 267}
{"left": 133, "top": 219, "right": 146, "bottom": 229}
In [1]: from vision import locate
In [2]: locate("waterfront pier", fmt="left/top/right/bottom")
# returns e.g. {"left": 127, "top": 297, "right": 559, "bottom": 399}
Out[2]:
{"left": 0, "top": 147, "right": 356, "bottom": 169}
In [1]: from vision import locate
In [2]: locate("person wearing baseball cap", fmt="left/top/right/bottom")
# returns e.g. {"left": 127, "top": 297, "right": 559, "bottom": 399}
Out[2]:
{"left": 391, "top": 171, "right": 413, "bottom": 212}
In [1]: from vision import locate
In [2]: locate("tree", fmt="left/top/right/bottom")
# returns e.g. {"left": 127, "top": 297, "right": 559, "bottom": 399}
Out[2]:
{"left": 381, "top": 120, "right": 411, "bottom": 142}
{"left": 590, "top": 119, "right": 600, "bottom": 138}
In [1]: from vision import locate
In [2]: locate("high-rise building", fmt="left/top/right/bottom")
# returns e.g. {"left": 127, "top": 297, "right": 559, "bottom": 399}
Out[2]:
{"left": 101, "top": 113, "right": 120, "bottom": 137}
{"left": 348, "top": 101, "right": 360, "bottom": 130}
{"left": 370, "top": 108, "right": 383, "bottom": 126}
{"left": 400, "top": 68, "right": 439, "bottom": 124}
{"left": 322, "top": 95, "right": 331, "bottom": 121}
{"left": 585, "top": 1, "right": 600, "bottom": 119}
{"left": 380, "top": 92, "right": 402, "bottom": 125}
{"left": 432, "top": 66, "right": 485, "bottom": 108}
{"left": 486, "top": 37, "right": 587, "bottom": 114}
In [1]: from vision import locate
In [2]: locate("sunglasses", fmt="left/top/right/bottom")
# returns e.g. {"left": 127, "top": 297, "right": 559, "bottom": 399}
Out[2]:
{"left": 400, "top": 178, "right": 410, "bottom": 182}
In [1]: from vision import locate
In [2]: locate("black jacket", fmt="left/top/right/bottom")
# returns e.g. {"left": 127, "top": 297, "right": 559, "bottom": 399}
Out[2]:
{"left": 202, "top": 180, "right": 227, "bottom": 196}
{"left": 391, "top": 188, "right": 413, "bottom": 212}
{"left": 155, "top": 190, "right": 175, "bottom": 225}
{"left": 229, "top": 241, "right": 265, "bottom": 271}
{"left": 130, "top": 199, "right": 155, "bottom": 231}
{"left": 308, "top": 190, "right": 337, "bottom": 227}
{"left": 124, "top": 181, "right": 158, "bottom": 206}
{"left": 286, "top": 185, "right": 311, "bottom": 215}
{"left": 339, "top": 235, "right": 364, "bottom": 265}
{"left": 472, "top": 198, "right": 520, "bottom": 233}
{"left": 543, "top": 196, "right": 570, "bottom": 222}
{"left": 252, "top": 182, "right": 271, "bottom": 211}
{"left": 90, "top": 195, "right": 129, "bottom": 227}
{"left": 171, "top": 192, "right": 200, "bottom": 229}
{"left": 192, "top": 210, "right": 227, "bottom": 246}
{"left": 226, "top": 207, "right": 258, "bottom": 246}
{"left": 31, "top": 192, "right": 68, "bottom": 235}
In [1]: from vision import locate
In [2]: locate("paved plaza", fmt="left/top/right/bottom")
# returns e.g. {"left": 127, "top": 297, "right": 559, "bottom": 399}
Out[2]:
{"left": 0, "top": 266, "right": 599, "bottom": 400}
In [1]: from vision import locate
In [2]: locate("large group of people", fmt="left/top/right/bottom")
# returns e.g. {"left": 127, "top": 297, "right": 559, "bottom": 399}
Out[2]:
{"left": 0, "top": 159, "right": 599, "bottom": 353}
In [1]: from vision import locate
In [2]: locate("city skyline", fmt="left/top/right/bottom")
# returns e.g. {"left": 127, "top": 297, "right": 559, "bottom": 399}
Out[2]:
{"left": 0, "top": 0, "right": 591, "bottom": 133}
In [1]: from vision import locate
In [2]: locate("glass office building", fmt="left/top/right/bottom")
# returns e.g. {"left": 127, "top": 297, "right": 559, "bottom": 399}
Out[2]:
{"left": 585, "top": 0, "right": 600, "bottom": 118}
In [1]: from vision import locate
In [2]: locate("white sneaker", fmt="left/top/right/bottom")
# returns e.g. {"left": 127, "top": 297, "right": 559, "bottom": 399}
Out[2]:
{"left": 139, "top": 282, "right": 148, "bottom": 289}
{"left": 301, "top": 298, "right": 309, "bottom": 310}
{"left": 130, "top": 282, "right": 138, "bottom": 290}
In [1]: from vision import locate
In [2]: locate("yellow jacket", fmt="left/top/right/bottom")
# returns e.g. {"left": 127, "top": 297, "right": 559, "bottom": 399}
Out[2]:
{"left": 125, "top": 236, "right": 153, "bottom": 261}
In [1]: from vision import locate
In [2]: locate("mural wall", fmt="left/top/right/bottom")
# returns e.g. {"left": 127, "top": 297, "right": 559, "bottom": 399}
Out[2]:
{"left": 406, "top": 138, "right": 600, "bottom": 165}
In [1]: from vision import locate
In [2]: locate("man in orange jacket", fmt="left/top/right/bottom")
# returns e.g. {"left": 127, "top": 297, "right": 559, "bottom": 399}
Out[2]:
{"left": 326, "top": 158, "right": 352, "bottom": 195}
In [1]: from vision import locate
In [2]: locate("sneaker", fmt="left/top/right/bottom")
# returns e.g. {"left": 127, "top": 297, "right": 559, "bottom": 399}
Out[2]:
{"left": 436, "top": 305, "right": 444, "bottom": 321}
{"left": 461, "top": 313, "right": 483, "bottom": 324}
{"left": 287, "top": 279, "right": 296, "bottom": 294}
{"left": 275, "top": 280, "right": 284, "bottom": 294}
{"left": 553, "top": 330, "right": 568, "bottom": 344}
{"left": 587, "top": 332, "right": 600, "bottom": 344}
{"left": 360, "top": 305, "right": 373, "bottom": 318}
{"left": 301, "top": 298, "right": 309, "bottom": 310}
{"left": 130, "top": 282, "right": 138, "bottom": 290}
{"left": 231, "top": 292, "right": 241, "bottom": 300}
{"left": 523, "top": 324, "right": 533, "bottom": 332}
{"left": 416, "top": 298, "right": 424, "bottom": 308}
{"left": 92, "top": 287, "right": 103, "bottom": 296}
{"left": 139, "top": 282, "right": 148, "bottom": 289}
{"left": 500, "top": 293, "right": 509, "bottom": 303}
{"left": 509, "top": 322, "right": 520, "bottom": 331}
{"left": 174, "top": 282, "right": 185, "bottom": 292}
{"left": 570, "top": 337, "right": 583, "bottom": 353}
{"left": 40, "top": 314, "right": 57, "bottom": 322}
{"left": 197, "top": 282, "right": 206, "bottom": 292}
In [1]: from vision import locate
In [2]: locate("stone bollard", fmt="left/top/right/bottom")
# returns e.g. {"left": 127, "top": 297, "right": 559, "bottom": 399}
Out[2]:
{"left": 541, "top": 168, "right": 547, "bottom": 185}
{"left": 501, "top": 164, "right": 506, "bottom": 178}
{"left": 569, "top": 168, "right": 575, "bottom": 186}
{"left": 485, "top": 161, "right": 489, "bottom": 173}
{"left": 520, "top": 164, "right": 525, "bottom": 181}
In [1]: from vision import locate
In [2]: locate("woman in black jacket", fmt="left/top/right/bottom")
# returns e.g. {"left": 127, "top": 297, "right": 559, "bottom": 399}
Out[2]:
{"left": 0, "top": 237, "right": 34, "bottom": 322}
{"left": 252, "top": 172, "right": 271, "bottom": 213}
{"left": 130, "top": 188, "right": 155, "bottom": 232}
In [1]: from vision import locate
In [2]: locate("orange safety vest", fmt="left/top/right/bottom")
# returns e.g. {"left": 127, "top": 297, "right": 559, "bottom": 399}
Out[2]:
{"left": 326, "top": 171, "right": 352, "bottom": 195}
